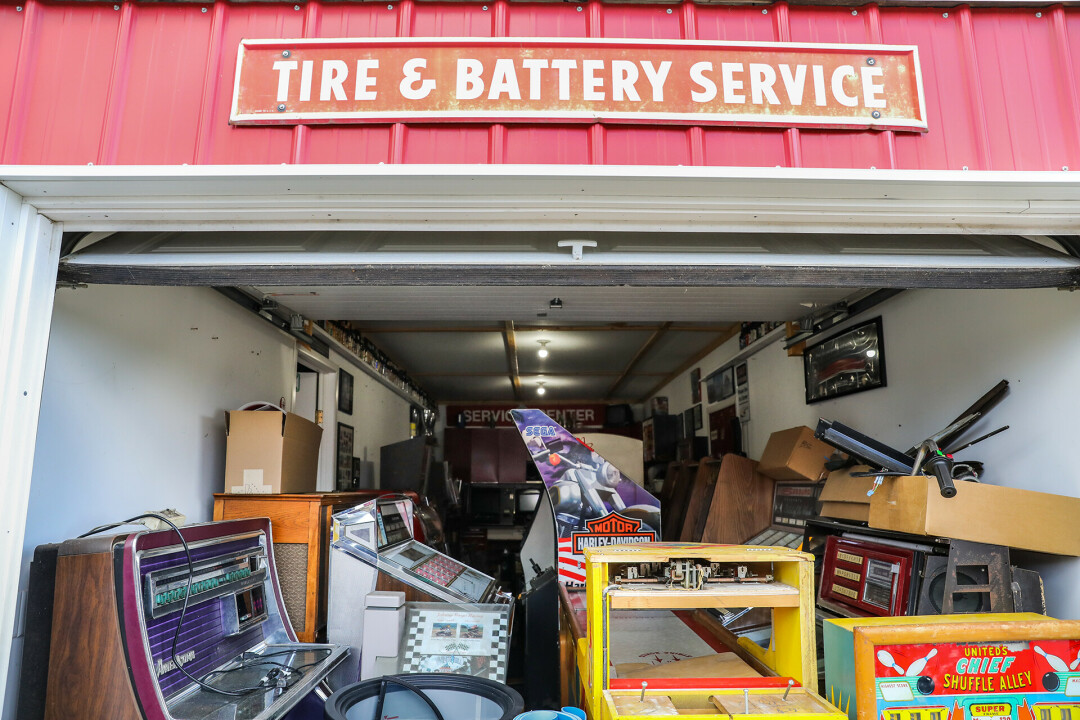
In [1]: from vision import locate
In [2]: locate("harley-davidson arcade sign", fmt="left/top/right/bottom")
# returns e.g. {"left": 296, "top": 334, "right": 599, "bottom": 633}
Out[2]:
{"left": 231, "top": 38, "right": 927, "bottom": 131}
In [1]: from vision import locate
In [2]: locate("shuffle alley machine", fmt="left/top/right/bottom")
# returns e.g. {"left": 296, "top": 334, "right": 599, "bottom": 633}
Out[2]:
{"left": 327, "top": 496, "right": 510, "bottom": 685}
{"left": 21, "top": 518, "right": 347, "bottom": 720}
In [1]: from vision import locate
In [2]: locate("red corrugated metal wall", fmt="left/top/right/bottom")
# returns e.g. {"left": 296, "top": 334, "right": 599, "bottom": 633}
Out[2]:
{"left": 1, "top": 0, "right": 1079, "bottom": 169}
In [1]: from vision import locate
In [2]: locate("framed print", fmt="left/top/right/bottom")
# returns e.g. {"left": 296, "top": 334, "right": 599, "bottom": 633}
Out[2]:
{"left": 337, "top": 368, "right": 354, "bottom": 415}
{"left": 693, "top": 403, "right": 703, "bottom": 430}
{"left": 683, "top": 408, "right": 694, "bottom": 437}
{"left": 803, "top": 317, "right": 886, "bottom": 404}
{"left": 336, "top": 422, "right": 354, "bottom": 490}
{"left": 399, "top": 602, "right": 512, "bottom": 681}
{"left": 718, "top": 366, "right": 736, "bottom": 400}
{"left": 690, "top": 368, "right": 702, "bottom": 403}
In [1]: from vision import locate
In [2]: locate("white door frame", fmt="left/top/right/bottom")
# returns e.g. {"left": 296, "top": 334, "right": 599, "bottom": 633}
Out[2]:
{"left": 297, "top": 344, "right": 339, "bottom": 492}
{"left": 0, "top": 186, "right": 62, "bottom": 715}
{"left": 1, "top": 163, "right": 1079, "bottom": 712}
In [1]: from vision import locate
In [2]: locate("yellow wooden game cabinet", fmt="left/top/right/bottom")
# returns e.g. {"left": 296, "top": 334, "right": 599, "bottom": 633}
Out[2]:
{"left": 576, "top": 542, "right": 846, "bottom": 720}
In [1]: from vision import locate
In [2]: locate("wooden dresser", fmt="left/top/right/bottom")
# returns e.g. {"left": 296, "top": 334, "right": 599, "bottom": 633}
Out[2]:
{"left": 212, "top": 491, "right": 384, "bottom": 642}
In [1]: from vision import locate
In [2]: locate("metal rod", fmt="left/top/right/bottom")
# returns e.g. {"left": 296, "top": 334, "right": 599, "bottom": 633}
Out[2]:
{"left": 783, "top": 680, "right": 794, "bottom": 701}
{"left": 744, "top": 689, "right": 750, "bottom": 714}
{"left": 640, "top": 681, "right": 648, "bottom": 702}
{"left": 946, "top": 425, "right": 1009, "bottom": 454}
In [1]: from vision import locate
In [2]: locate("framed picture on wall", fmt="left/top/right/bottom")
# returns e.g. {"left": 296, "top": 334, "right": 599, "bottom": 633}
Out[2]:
{"left": 682, "top": 407, "right": 694, "bottom": 437}
{"left": 803, "top": 316, "right": 886, "bottom": 404}
{"left": 693, "top": 403, "right": 703, "bottom": 430}
{"left": 718, "top": 366, "right": 736, "bottom": 400}
{"left": 336, "top": 422, "right": 354, "bottom": 490}
{"left": 338, "top": 368, "right": 354, "bottom": 414}
{"left": 690, "top": 368, "right": 702, "bottom": 403}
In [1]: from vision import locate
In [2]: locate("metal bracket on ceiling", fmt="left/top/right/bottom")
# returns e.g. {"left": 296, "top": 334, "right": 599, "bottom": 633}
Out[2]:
{"left": 558, "top": 239, "right": 597, "bottom": 261}
{"left": 784, "top": 289, "right": 904, "bottom": 349}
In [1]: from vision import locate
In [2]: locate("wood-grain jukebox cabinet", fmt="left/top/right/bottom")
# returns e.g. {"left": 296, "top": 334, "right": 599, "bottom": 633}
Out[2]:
{"left": 213, "top": 491, "right": 389, "bottom": 643}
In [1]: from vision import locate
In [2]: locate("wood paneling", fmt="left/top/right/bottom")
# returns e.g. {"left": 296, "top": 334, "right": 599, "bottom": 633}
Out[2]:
{"left": 699, "top": 454, "right": 775, "bottom": 545}
{"left": 679, "top": 459, "right": 721, "bottom": 542}
{"left": 44, "top": 552, "right": 141, "bottom": 720}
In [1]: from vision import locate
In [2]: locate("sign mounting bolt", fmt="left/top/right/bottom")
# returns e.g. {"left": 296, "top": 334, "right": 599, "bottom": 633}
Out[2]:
{"left": 277, "top": 104, "right": 287, "bottom": 112}
{"left": 871, "top": 111, "right": 881, "bottom": 119}
{"left": 867, "top": 57, "right": 876, "bottom": 65}
{"left": 282, "top": 50, "right": 291, "bottom": 58}
{"left": 851, "top": 9, "right": 858, "bottom": 15}
{"left": 942, "top": 12, "right": 949, "bottom": 17}
{"left": 762, "top": 8, "right": 768, "bottom": 13}
{"left": 1035, "top": 11, "right": 1042, "bottom": 17}
{"left": 666, "top": 8, "right": 672, "bottom": 13}
{"left": 16, "top": 5, "right": 22, "bottom": 9}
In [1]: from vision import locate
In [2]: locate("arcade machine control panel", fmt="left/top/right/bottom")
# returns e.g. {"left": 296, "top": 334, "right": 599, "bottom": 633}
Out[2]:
{"left": 327, "top": 497, "right": 509, "bottom": 687}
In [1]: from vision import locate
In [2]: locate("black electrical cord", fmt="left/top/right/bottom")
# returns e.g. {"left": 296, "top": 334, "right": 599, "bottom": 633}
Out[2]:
{"left": 79, "top": 513, "right": 328, "bottom": 697}
{"left": 373, "top": 676, "right": 448, "bottom": 720}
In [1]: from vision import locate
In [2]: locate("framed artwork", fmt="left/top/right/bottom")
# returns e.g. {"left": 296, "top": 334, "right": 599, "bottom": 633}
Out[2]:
{"left": 337, "top": 368, "right": 354, "bottom": 415}
{"left": 683, "top": 408, "right": 694, "bottom": 437}
{"left": 718, "top": 366, "right": 736, "bottom": 400}
{"left": 336, "top": 422, "right": 354, "bottom": 490}
{"left": 803, "top": 317, "right": 886, "bottom": 404}
{"left": 690, "top": 368, "right": 702, "bottom": 403}
{"left": 399, "top": 602, "right": 512, "bottom": 681}
{"left": 692, "top": 403, "right": 703, "bottom": 430}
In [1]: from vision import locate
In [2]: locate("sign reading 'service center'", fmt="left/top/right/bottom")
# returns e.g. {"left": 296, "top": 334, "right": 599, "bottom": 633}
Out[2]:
{"left": 231, "top": 38, "right": 927, "bottom": 131}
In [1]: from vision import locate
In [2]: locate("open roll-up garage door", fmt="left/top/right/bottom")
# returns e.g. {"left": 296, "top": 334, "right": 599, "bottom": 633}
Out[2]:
{"left": 3, "top": 165, "right": 1073, "bottom": 290}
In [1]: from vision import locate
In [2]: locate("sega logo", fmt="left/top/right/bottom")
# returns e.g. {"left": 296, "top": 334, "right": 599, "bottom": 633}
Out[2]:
{"left": 525, "top": 425, "right": 557, "bottom": 437}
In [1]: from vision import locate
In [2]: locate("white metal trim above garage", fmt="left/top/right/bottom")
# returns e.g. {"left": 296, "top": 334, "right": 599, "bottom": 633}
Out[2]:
{"left": 3, "top": 164, "right": 1080, "bottom": 234}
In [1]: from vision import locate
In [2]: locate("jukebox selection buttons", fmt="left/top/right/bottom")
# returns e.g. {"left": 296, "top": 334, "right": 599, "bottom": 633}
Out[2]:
{"left": 154, "top": 566, "right": 257, "bottom": 606}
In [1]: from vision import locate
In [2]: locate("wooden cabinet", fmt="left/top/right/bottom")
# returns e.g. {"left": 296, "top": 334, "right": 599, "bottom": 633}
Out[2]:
{"left": 442, "top": 428, "right": 528, "bottom": 484}
{"left": 212, "top": 491, "right": 384, "bottom": 642}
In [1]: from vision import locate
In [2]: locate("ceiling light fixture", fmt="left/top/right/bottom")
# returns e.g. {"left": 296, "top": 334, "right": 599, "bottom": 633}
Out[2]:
{"left": 537, "top": 339, "right": 550, "bottom": 358}
{"left": 536, "top": 381, "right": 547, "bottom": 396}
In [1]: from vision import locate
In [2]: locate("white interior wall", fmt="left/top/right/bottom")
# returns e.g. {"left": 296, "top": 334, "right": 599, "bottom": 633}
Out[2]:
{"left": 330, "top": 348, "right": 412, "bottom": 483}
{"left": 4, "top": 284, "right": 297, "bottom": 719}
{"left": 3, "top": 285, "right": 414, "bottom": 718}
{"left": 653, "top": 336, "right": 742, "bottom": 438}
{"left": 651, "top": 288, "right": 1080, "bottom": 620}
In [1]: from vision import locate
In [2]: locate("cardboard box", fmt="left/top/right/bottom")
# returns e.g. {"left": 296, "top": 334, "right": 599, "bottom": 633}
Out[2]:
{"left": 868, "top": 475, "right": 1080, "bottom": 556}
{"left": 818, "top": 465, "right": 875, "bottom": 522}
{"left": 224, "top": 410, "right": 323, "bottom": 494}
{"left": 757, "top": 426, "right": 834, "bottom": 481}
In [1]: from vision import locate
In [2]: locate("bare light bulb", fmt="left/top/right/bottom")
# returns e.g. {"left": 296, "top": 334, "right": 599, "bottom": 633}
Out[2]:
{"left": 538, "top": 348, "right": 549, "bottom": 358}
{"left": 537, "top": 386, "right": 546, "bottom": 395}
{"left": 866, "top": 349, "right": 878, "bottom": 358}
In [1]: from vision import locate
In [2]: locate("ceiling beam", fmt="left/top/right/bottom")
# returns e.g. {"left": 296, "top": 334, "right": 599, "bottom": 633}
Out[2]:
{"left": 638, "top": 324, "right": 742, "bottom": 403}
{"left": 346, "top": 323, "right": 739, "bottom": 334}
{"left": 412, "top": 370, "right": 668, "bottom": 378}
{"left": 503, "top": 320, "right": 522, "bottom": 401}
{"left": 605, "top": 322, "right": 673, "bottom": 400}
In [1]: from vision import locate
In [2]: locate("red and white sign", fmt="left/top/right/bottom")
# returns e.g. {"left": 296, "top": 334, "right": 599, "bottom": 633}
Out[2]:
{"left": 446, "top": 404, "right": 606, "bottom": 429}
{"left": 231, "top": 37, "right": 927, "bottom": 131}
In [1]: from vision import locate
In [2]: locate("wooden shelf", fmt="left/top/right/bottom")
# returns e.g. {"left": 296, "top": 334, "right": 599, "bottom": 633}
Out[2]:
{"left": 607, "top": 582, "right": 800, "bottom": 609}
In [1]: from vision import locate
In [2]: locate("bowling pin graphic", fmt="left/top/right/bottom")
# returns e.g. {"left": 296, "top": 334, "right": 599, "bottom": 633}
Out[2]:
{"left": 905, "top": 648, "right": 938, "bottom": 677}
{"left": 1070, "top": 650, "right": 1080, "bottom": 671}
{"left": 877, "top": 650, "right": 906, "bottom": 675}
{"left": 1034, "top": 645, "right": 1070, "bottom": 673}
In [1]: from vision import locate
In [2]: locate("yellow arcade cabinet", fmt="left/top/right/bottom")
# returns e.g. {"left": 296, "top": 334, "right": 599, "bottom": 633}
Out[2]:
{"left": 577, "top": 542, "right": 847, "bottom": 720}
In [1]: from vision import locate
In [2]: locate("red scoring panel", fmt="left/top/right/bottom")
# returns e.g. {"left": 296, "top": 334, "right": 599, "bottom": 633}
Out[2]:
{"left": 412, "top": 555, "right": 466, "bottom": 587}
{"left": 819, "top": 536, "right": 915, "bottom": 617}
